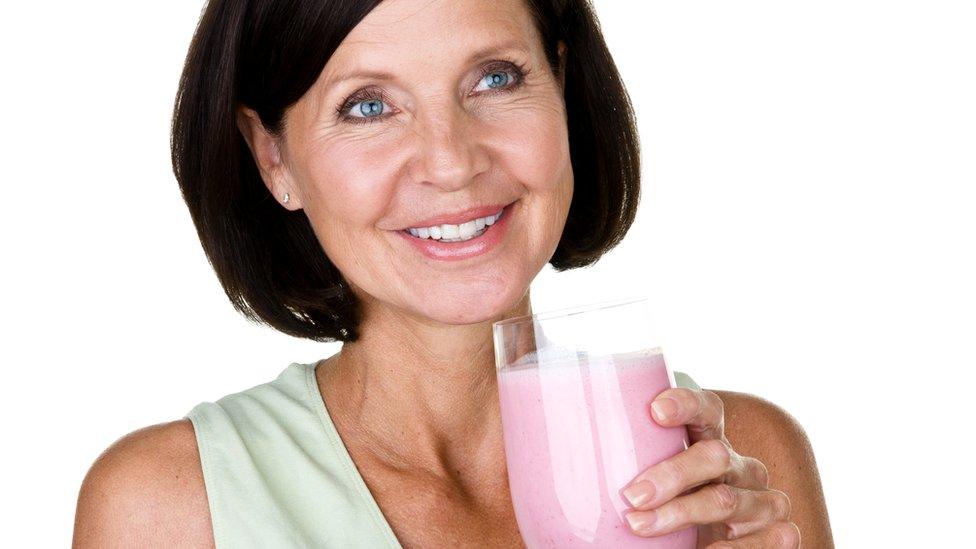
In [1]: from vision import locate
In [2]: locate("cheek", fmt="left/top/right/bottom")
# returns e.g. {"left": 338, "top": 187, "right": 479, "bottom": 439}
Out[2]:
{"left": 299, "top": 140, "right": 397, "bottom": 231}
{"left": 490, "top": 102, "right": 574, "bottom": 245}
{"left": 493, "top": 104, "right": 571, "bottom": 195}
{"left": 289, "top": 137, "right": 406, "bottom": 282}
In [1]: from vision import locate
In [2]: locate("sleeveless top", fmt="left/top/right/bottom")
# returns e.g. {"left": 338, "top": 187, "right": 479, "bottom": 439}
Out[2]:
{"left": 184, "top": 361, "right": 702, "bottom": 548}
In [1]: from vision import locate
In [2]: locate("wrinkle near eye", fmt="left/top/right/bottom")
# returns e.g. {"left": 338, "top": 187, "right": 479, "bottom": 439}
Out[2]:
{"left": 307, "top": 68, "right": 561, "bottom": 141}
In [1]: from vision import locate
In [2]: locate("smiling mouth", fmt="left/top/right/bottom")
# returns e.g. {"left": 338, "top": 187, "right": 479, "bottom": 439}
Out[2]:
{"left": 401, "top": 208, "right": 504, "bottom": 243}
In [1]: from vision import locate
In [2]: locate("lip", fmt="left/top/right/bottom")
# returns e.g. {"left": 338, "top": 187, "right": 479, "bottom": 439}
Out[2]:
{"left": 403, "top": 203, "right": 510, "bottom": 230}
{"left": 395, "top": 201, "right": 516, "bottom": 262}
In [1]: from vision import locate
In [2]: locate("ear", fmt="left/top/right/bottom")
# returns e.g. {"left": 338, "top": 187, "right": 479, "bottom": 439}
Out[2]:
{"left": 235, "top": 107, "right": 303, "bottom": 210}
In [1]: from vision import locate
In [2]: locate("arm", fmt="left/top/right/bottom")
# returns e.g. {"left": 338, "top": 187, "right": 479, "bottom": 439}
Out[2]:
{"left": 72, "top": 420, "right": 214, "bottom": 548}
{"left": 713, "top": 390, "right": 835, "bottom": 548}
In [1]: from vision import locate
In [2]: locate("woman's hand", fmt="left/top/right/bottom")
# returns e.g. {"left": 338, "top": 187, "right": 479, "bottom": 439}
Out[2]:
{"left": 620, "top": 388, "right": 800, "bottom": 548}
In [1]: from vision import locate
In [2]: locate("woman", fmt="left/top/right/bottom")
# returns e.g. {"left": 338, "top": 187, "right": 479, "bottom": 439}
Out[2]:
{"left": 73, "top": 0, "right": 833, "bottom": 547}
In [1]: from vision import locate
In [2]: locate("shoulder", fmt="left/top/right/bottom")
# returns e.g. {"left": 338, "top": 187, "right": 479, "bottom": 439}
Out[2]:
{"left": 709, "top": 389, "right": 817, "bottom": 473}
{"left": 73, "top": 419, "right": 214, "bottom": 548}
{"left": 710, "top": 389, "right": 835, "bottom": 547}
{"left": 710, "top": 390, "right": 809, "bottom": 445}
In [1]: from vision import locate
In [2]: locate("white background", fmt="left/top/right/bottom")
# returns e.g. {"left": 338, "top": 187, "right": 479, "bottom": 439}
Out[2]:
{"left": 2, "top": 1, "right": 973, "bottom": 546}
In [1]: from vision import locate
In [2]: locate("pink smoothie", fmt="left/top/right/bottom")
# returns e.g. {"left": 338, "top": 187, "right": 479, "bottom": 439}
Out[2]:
{"left": 497, "top": 350, "right": 696, "bottom": 548}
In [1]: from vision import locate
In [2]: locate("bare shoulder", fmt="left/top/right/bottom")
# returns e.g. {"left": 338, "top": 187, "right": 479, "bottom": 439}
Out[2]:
{"left": 710, "top": 389, "right": 835, "bottom": 548}
{"left": 72, "top": 419, "right": 214, "bottom": 548}
{"left": 710, "top": 390, "right": 810, "bottom": 452}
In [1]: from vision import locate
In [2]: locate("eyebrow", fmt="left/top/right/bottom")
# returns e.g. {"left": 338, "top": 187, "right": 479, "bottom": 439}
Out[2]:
{"left": 325, "top": 39, "right": 530, "bottom": 88}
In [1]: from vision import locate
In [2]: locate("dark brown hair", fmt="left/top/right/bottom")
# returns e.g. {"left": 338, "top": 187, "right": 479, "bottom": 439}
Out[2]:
{"left": 171, "top": 0, "right": 641, "bottom": 342}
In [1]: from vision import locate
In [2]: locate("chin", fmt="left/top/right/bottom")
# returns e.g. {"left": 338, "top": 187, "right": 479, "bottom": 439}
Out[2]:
{"left": 411, "top": 275, "right": 530, "bottom": 326}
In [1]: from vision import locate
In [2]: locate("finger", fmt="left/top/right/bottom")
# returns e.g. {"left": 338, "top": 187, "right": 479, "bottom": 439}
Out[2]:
{"left": 735, "top": 456, "right": 770, "bottom": 490}
{"left": 725, "top": 489, "right": 792, "bottom": 539}
{"left": 623, "top": 484, "right": 790, "bottom": 539}
{"left": 707, "top": 521, "right": 800, "bottom": 548}
{"left": 623, "top": 438, "right": 736, "bottom": 510}
{"left": 651, "top": 388, "right": 725, "bottom": 442}
{"left": 675, "top": 455, "right": 767, "bottom": 496}
{"left": 702, "top": 454, "right": 770, "bottom": 493}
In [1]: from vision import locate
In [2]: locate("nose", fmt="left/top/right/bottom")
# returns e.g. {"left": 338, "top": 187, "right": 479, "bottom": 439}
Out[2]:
{"left": 409, "top": 104, "right": 489, "bottom": 192}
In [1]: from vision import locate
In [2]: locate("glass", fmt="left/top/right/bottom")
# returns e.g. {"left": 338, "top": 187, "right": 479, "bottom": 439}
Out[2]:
{"left": 493, "top": 298, "right": 696, "bottom": 548}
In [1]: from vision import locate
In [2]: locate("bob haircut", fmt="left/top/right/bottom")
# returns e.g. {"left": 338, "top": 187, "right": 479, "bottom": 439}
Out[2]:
{"left": 171, "top": 0, "right": 641, "bottom": 343}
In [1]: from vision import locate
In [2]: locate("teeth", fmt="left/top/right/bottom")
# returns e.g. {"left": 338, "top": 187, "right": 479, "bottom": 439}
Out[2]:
{"left": 458, "top": 220, "right": 477, "bottom": 240}
{"left": 441, "top": 224, "right": 460, "bottom": 239}
{"left": 406, "top": 209, "right": 503, "bottom": 243}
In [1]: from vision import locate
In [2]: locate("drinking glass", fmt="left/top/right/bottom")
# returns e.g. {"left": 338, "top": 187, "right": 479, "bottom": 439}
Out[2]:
{"left": 493, "top": 298, "right": 696, "bottom": 548}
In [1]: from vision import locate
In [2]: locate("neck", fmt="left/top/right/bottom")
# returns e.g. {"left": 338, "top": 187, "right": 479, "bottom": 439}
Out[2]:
{"left": 316, "top": 290, "right": 533, "bottom": 484}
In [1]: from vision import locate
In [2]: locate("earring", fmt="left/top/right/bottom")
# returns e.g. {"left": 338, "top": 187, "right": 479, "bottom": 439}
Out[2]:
{"left": 283, "top": 192, "right": 290, "bottom": 205}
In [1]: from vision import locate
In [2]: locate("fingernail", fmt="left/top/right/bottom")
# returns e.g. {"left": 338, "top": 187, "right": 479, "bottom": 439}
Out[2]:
{"left": 622, "top": 480, "right": 656, "bottom": 507}
{"left": 651, "top": 398, "right": 678, "bottom": 421}
{"left": 625, "top": 510, "right": 656, "bottom": 534}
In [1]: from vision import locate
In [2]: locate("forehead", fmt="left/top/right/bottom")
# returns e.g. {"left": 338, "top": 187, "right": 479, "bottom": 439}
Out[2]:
{"left": 321, "top": 0, "right": 540, "bottom": 85}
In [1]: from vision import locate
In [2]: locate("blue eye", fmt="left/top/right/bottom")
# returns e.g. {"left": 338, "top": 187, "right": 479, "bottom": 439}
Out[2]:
{"left": 485, "top": 71, "right": 510, "bottom": 88}
{"left": 471, "top": 59, "right": 527, "bottom": 94}
{"left": 353, "top": 98, "right": 385, "bottom": 118}
{"left": 336, "top": 88, "right": 393, "bottom": 124}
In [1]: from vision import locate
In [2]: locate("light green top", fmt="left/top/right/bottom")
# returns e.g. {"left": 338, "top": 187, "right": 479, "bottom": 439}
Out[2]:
{"left": 185, "top": 361, "right": 701, "bottom": 548}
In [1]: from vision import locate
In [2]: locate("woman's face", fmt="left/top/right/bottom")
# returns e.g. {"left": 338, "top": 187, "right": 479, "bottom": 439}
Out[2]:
{"left": 254, "top": 0, "right": 573, "bottom": 325}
